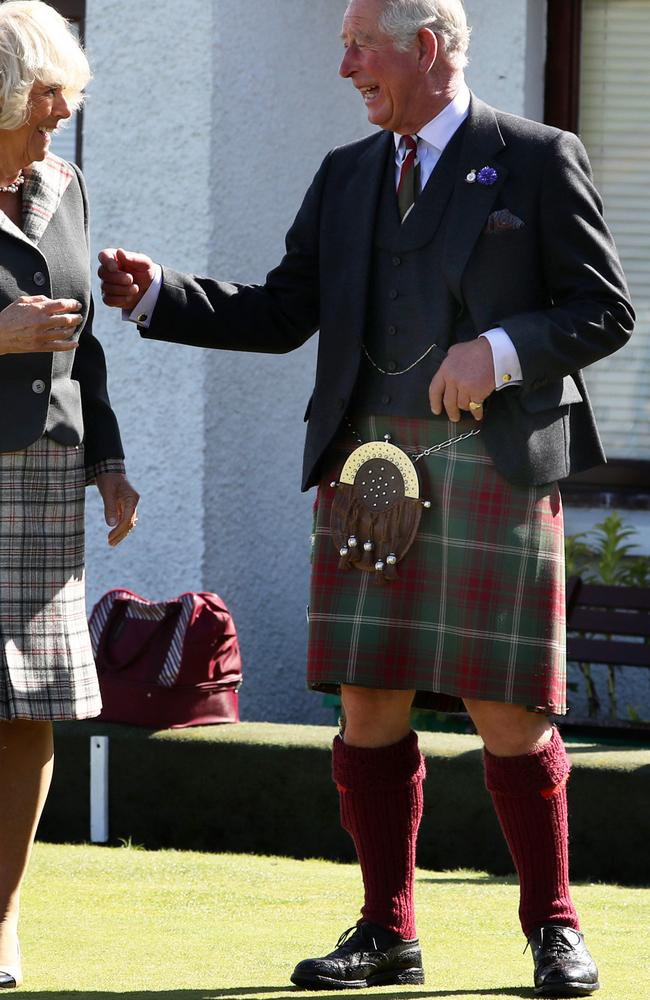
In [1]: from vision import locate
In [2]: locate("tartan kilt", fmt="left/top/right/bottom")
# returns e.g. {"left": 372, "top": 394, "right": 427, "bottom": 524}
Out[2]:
{"left": 0, "top": 437, "right": 101, "bottom": 721}
{"left": 307, "top": 414, "right": 567, "bottom": 715}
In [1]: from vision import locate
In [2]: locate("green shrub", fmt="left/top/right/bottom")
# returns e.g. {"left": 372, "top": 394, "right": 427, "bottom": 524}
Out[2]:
{"left": 566, "top": 511, "right": 650, "bottom": 586}
{"left": 565, "top": 512, "right": 650, "bottom": 723}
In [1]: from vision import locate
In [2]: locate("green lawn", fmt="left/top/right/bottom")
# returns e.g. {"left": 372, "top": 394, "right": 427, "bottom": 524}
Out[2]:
{"left": 19, "top": 843, "right": 649, "bottom": 999}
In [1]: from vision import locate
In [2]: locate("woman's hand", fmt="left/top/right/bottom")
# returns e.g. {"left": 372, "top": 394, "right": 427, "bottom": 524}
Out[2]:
{"left": 0, "top": 295, "right": 83, "bottom": 356}
{"left": 98, "top": 248, "right": 157, "bottom": 311}
{"left": 95, "top": 472, "right": 140, "bottom": 546}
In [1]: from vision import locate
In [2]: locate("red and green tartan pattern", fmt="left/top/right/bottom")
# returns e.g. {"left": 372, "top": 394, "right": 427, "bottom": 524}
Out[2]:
{"left": 307, "top": 415, "right": 567, "bottom": 714}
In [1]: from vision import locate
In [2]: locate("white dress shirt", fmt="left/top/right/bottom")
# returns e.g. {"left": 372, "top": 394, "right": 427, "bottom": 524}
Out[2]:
{"left": 124, "top": 264, "right": 162, "bottom": 328}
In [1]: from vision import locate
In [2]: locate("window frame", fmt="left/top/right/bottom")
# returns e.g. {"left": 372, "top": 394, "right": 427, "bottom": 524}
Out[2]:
{"left": 545, "top": 0, "right": 650, "bottom": 504}
{"left": 52, "top": 0, "right": 86, "bottom": 166}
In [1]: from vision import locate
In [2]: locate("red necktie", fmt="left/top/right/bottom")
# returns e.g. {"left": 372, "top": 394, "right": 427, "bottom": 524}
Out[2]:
{"left": 397, "top": 135, "right": 419, "bottom": 222}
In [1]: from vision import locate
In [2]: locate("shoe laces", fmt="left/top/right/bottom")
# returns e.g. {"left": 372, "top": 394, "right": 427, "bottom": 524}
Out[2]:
{"left": 525, "top": 926, "right": 578, "bottom": 957}
{"left": 336, "top": 924, "right": 378, "bottom": 953}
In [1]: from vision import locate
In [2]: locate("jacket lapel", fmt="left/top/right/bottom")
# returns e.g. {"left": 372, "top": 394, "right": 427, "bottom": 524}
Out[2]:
{"left": 329, "top": 131, "right": 392, "bottom": 343}
{"left": 21, "top": 152, "right": 74, "bottom": 245}
{"left": 0, "top": 208, "right": 34, "bottom": 248}
{"left": 442, "top": 95, "right": 508, "bottom": 304}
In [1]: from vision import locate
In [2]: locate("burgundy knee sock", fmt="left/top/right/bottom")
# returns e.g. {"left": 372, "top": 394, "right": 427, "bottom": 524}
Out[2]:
{"left": 483, "top": 725, "right": 579, "bottom": 938}
{"left": 332, "top": 730, "right": 426, "bottom": 939}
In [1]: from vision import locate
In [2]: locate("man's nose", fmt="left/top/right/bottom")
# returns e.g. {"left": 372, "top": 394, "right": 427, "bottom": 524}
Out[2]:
{"left": 339, "top": 47, "right": 355, "bottom": 78}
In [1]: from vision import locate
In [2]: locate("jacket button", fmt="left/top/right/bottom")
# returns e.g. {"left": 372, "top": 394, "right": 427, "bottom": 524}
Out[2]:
{"left": 392, "top": 256, "right": 401, "bottom": 267}
{"left": 388, "top": 325, "right": 397, "bottom": 336}
{"left": 388, "top": 289, "right": 398, "bottom": 300}
{"left": 33, "top": 271, "right": 46, "bottom": 286}
{"left": 32, "top": 379, "right": 46, "bottom": 394}
{"left": 381, "top": 393, "right": 391, "bottom": 405}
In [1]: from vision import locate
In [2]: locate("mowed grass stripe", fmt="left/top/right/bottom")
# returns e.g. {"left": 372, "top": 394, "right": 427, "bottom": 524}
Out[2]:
{"left": 20, "top": 843, "right": 650, "bottom": 999}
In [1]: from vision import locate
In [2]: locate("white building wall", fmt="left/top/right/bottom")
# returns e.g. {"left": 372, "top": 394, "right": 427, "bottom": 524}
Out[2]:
{"left": 201, "top": 0, "right": 369, "bottom": 724}
{"left": 81, "top": 1, "right": 566, "bottom": 725}
{"left": 83, "top": 0, "right": 213, "bottom": 609}
{"left": 465, "top": 0, "right": 546, "bottom": 119}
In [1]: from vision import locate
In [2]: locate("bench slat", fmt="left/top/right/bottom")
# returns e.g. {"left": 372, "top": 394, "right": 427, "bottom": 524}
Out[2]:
{"left": 575, "top": 584, "right": 650, "bottom": 611}
{"left": 567, "top": 638, "right": 650, "bottom": 667}
{"left": 569, "top": 608, "right": 650, "bottom": 636}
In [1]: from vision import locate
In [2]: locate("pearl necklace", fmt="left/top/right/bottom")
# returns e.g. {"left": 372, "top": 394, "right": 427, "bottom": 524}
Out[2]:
{"left": 0, "top": 171, "right": 24, "bottom": 194}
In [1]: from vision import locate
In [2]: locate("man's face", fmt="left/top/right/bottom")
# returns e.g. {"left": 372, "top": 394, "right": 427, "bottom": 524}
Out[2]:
{"left": 339, "top": 0, "right": 426, "bottom": 135}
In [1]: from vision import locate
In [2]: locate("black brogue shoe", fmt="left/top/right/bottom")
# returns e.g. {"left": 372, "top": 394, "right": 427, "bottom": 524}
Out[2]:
{"left": 528, "top": 925, "right": 600, "bottom": 997}
{"left": 290, "top": 921, "right": 425, "bottom": 990}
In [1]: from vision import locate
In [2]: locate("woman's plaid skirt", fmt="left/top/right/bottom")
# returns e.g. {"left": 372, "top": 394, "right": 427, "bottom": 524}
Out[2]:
{"left": 307, "top": 415, "right": 567, "bottom": 714}
{"left": 0, "top": 437, "right": 101, "bottom": 721}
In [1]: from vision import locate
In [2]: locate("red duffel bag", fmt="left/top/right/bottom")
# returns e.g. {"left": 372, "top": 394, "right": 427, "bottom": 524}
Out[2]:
{"left": 88, "top": 589, "right": 242, "bottom": 728}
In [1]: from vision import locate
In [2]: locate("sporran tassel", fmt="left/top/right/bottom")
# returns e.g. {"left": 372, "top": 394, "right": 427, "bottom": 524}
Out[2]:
{"left": 361, "top": 538, "right": 375, "bottom": 569}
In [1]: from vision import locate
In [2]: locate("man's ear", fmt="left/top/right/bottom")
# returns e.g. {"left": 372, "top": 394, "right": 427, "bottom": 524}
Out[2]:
{"left": 417, "top": 27, "right": 438, "bottom": 72}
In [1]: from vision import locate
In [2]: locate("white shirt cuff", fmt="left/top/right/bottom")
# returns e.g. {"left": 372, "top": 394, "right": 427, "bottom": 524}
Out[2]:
{"left": 480, "top": 327, "right": 522, "bottom": 389}
{"left": 122, "top": 264, "right": 163, "bottom": 328}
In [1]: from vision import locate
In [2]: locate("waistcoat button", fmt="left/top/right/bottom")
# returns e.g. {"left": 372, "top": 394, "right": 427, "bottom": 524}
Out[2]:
{"left": 388, "top": 289, "right": 398, "bottom": 300}
{"left": 386, "top": 360, "right": 397, "bottom": 372}
{"left": 392, "top": 256, "right": 401, "bottom": 267}
{"left": 32, "top": 379, "right": 46, "bottom": 394}
{"left": 387, "top": 325, "right": 397, "bottom": 336}
{"left": 381, "top": 393, "right": 391, "bottom": 405}
{"left": 33, "top": 271, "right": 46, "bottom": 286}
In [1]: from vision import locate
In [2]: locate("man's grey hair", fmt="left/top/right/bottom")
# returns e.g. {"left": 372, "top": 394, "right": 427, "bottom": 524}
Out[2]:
{"left": 379, "top": 0, "right": 471, "bottom": 67}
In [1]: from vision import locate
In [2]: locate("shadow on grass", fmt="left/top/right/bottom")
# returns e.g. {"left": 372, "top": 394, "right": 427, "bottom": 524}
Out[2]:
{"left": 417, "top": 875, "right": 517, "bottom": 885}
{"left": 23, "top": 988, "right": 536, "bottom": 999}
{"left": 563, "top": 742, "right": 650, "bottom": 755}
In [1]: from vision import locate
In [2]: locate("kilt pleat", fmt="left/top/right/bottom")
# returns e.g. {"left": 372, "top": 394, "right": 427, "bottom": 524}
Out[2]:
{"left": 307, "top": 415, "right": 567, "bottom": 714}
{"left": 0, "top": 437, "right": 101, "bottom": 721}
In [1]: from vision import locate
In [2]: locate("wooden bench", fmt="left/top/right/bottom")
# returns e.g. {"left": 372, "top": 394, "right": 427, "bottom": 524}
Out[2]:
{"left": 564, "top": 576, "right": 650, "bottom": 735}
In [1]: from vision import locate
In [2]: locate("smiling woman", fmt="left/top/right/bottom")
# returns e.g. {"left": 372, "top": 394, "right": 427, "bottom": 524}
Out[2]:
{"left": 0, "top": 1, "right": 138, "bottom": 990}
{"left": 0, "top": 83, "right": 73, "bottom": 212}
{"left": 0, "top": 0, "right": 88, "bottom": 129}
{"left": 0, "top": 0, "right": 88, "bottom": 204}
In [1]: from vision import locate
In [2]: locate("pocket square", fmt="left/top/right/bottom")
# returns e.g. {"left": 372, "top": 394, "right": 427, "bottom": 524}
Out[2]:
{"left": 484, "top": 208, "right": 525, "bottom": 234}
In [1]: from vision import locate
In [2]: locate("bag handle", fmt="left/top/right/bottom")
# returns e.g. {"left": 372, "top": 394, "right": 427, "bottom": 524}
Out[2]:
{"left": 96, "top": 599, "right": 182, "bottom": 672}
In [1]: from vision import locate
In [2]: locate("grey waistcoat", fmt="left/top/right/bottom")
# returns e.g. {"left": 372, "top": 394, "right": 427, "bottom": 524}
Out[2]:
{"left": 349, "top": 121, "right": 471, "bottom": 419}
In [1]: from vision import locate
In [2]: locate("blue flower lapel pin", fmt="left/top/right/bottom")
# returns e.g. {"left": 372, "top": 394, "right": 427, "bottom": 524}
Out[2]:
{"left": 466, "top": 166, "right": 498, "bottom": 186}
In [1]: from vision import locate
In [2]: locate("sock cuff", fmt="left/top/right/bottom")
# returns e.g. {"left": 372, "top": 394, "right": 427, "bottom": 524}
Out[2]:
{"left": 483, "top": 726, "right": 571, "bottom": 796}
{"left": 332, "top": 730, "right": 426, "bottom": 790}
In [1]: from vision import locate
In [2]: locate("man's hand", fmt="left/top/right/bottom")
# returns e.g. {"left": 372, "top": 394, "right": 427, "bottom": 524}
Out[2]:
{"left": 98, "top": 248, "right": 156, "bottom": 312}
{"left": 96, "top": 472, "right": 140, "bottom": 546}
{"left": 429, "top": 338, "right": 496, "bottom": 422}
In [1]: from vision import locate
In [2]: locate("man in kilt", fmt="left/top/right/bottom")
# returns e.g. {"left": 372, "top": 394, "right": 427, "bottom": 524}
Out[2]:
{"left": 98, "top": 0, "right": 633, "bottom": 994}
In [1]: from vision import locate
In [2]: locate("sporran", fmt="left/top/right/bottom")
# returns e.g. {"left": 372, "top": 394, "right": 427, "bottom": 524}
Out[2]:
{"left": 330, "top": 426, "right": 480, "bottom": 583}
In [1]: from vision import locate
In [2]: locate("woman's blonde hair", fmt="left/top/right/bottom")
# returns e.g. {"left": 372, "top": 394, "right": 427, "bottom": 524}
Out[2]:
{"left": 0, "top": 0, "right": 91, "bottom": 130}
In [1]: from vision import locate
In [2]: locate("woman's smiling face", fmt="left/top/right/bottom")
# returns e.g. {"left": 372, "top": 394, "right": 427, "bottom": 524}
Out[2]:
{"left": 0, "top": 81, "right": 72, "bottom": 174}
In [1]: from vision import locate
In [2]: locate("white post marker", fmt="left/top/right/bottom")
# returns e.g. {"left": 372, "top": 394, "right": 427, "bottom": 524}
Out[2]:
{"left": 90, "top": 735, "right": 109, "bottom": 843}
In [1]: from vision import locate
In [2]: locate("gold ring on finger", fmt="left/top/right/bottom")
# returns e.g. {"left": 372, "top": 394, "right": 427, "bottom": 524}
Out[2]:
{"left": 468, "top": 400, "right": 483, "bottom": 412}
